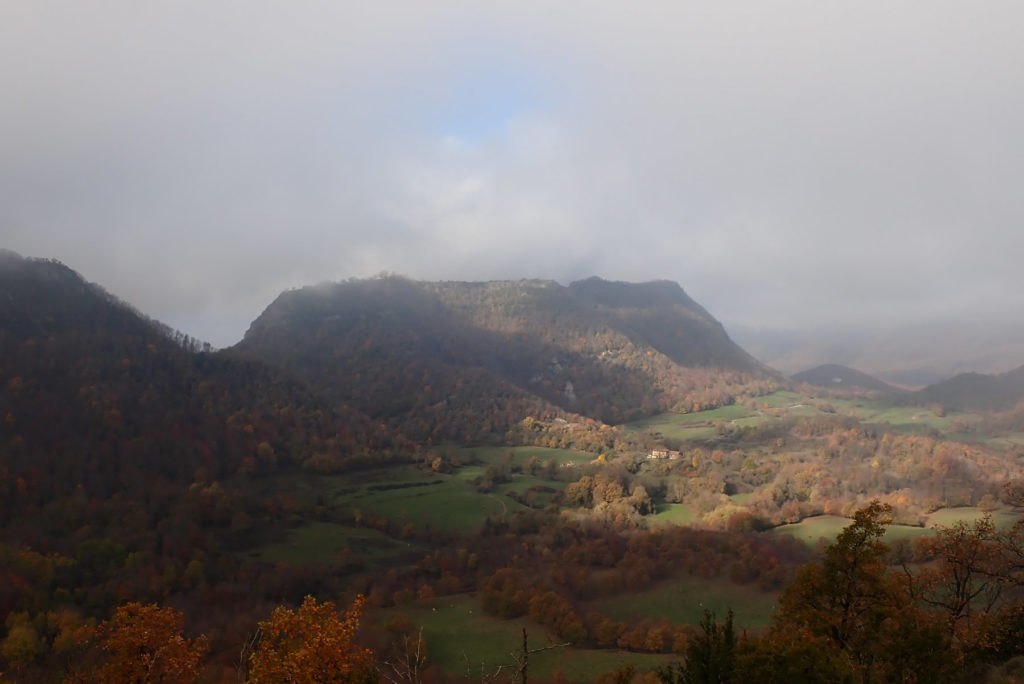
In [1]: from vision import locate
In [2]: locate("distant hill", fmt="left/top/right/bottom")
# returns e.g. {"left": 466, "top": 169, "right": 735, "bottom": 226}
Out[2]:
{"left": 915, "top": 365, "right": 1024, "bottom": 411}
{"left": 732, "top": 321, "right": 1024, "bottom": 388}
{"left": 791, "top": 364, "right": 896, "bottom": 392}
{"left": 231, "top": 275, "right": 778, "bottom": 440}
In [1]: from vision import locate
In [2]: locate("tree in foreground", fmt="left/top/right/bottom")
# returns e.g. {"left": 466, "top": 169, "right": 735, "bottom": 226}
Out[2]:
{"left": 659, "top": 609, "right": 736, "bottom": 684}
{"left": 772, "top": 501, "right": 951, "bottom": 683}
{"left": 69, "top": 603, "right": 208, "bottom": 683}
{"left": 248, "top": 594, "right": 374, "bottom": 684}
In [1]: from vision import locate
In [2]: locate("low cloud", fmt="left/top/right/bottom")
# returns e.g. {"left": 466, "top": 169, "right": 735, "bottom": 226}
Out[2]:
{"left": 2, "top": 2, "right": 1023, "bottom": 348}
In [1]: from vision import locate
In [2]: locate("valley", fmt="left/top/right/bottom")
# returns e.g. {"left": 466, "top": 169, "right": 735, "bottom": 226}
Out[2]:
{"left": 3, "top": 252, "right": 1024, "bottom": 682}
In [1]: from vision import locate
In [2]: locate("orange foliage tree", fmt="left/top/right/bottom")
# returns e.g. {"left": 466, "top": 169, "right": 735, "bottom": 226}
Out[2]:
{"left": 71, "top": 603, "right": 208, "bottom": 683}
{"left": 248, "top": 594, "right": 374, "bottom": 683}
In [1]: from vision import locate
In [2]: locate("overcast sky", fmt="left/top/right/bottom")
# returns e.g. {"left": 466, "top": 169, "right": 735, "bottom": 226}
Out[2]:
{"left": 3, "top": 2, "right": 1023, "bottom": 349}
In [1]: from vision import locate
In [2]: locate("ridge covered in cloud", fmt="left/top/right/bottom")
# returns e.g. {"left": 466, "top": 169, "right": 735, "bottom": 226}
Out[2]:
{"left": 2, "top": 2, "right": 1023, "bottom": 352}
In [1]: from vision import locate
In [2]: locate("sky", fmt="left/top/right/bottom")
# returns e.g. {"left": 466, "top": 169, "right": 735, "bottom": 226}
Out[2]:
{"left": 3, "top": 2, "right": 1024, "bottom": 351}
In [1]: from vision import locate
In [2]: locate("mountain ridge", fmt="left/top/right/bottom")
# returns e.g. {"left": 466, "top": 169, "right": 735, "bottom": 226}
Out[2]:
{"left": 914, "top": 364, "right": 1024, "bottom": 411}
{"left": 0, "top": 251, "right": 408, "bottom": 524}
{"left": 232, "top": 274, "right": 778, "bottom": 440}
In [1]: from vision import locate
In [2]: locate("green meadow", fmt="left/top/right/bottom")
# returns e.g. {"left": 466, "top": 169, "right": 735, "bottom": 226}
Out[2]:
{"left": 824, "top": 398, "right": 982, "bottom": 436}
{"left": 253, "top": 446, "right": 585, "bottom": 536}
{"left": 452, "top": 445, "right": 590, "bottom": 467}
{"left": 246, "top": 521, "right": 420, "bottom": 567}
{"left": 774, "top": 507, "right": 1020, "bottom": 547}
{"left": 650, "top": 503, "right": 697, "bottom": 526}
{"left": 587, "top": 576, "right": 777, "bottom": 629}
{"left": 623, "top": 390, "right": 824, "bottom": 443}
{"left": 925, "top": 506, "right": 1019, "bottom": 529}
{"left": 373, "top": 595, "right": 675, "bottom": 681}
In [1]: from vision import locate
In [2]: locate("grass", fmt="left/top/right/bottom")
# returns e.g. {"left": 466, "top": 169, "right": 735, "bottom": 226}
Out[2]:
{"left": 650, "top": 503, "right": 697, "bottom": 526}
{"left": 245, "top": 521, "right": 419, "bottom": 567}
{"left": 264, "top": 447, "right": 586, "bottom": 534}
{"left": 587, "top": 577, "right": 777, "bottom": 629}
{"left": 372, "top": 596, "right": 675, "bottom": 681}
{"left": 624, "top": 417, "right": 718, "bottom": 443}
{"left": 986, "top": 433, "right": 1024, "bottom": 449}
{"left": 825, "top": 398, "right": 982, "bottom": 437}
{"left": 626, "top": 407, "right": 747, "bottom": 436}
{"left": 925, "top": 507, "right": 1019, "bottom": 530}
{"left": 755, "top": 391, "right": 806, "bottom": 408}
{"left": 452, "top": 445, "right": 590, "bottom": 467}
{"left": 773, "top": 508, "right": 1021, "bottom": 549}
{"left": 772, "top": 516, "right": 852, "bottom": 545}
{"left": 622, "top": 389, "right": 984, "bottom": 447}
{"left": 622, "top": 391, "right": 822, "bottom": 443}
{"left": 353, "top": 473, "right": 525, "bottom": 532}
{"left": 772, "top": 515, "right": 933, "bottom": 546}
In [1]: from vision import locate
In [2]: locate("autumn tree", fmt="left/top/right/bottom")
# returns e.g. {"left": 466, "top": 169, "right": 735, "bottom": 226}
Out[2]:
{"left": 70, "top": 603, "right": 208, "bottom": 683}
{"left": 774, "top": 501, "right": 950, "bottom": 683}
{"left": 1, "top": 614, "right": 41, "bottom": 673}
{"left": 247, "top": 594, "right": 374, "bottom": 684}
{"left": 912, "top": 515, "right": 1004, "bottom": 636}
{"left": 732, "top": 630, "right": 855, "bottom": 684}
{"left": 658, "top": 609, "right": 736, "bottom": 684}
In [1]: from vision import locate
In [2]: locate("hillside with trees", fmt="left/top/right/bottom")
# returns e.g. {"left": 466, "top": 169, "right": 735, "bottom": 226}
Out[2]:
{"left": 7, "top": 252, "right": 1024, "bottom": 682}
{"left": 231, "top": 275, "right": 778, "bottom": 442}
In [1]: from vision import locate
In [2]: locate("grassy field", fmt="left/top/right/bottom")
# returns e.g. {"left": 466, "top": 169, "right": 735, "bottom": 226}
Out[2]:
{"left": 352, "top": 472, "right": 526, "bottom": 532}
{"left": 624, "top": 416, "right": 718, "bottom": 443}
{"left": 253, "top": 447, "right": 586, "bottom": 536}
{"left": 626, "top": 390, "right": 987, "bottom": 445}
{"left": 772, "top": 515, "right": 934, "bottom": 546}
{"left": 925, "top": 507, "right": 1019, "bottom": 529}
{"left": 245, "top": 521, "right": 420, "bottom": 567}
{"left": 755, "top": 391, "right": 806, "bottom": 408}
{"left": 372, "top": 596, "right": 675, "bottom": 681}
{"left": 587, "top": 577, "right": 777, "bottom": 629}
{"left": 986, "top": 433, "right": 1024, "bottom": 449}
{"left": 650, "top": 503, "right": 697, "bottom": 526}
{"left": 625, "top": 406, "right": 747, "bottom": 438}
{"left": 452, "top": 445, "right": 590, "bottom": 467}
{"left": 771, "top": 516, "right": 852, "bottom": 545}
{"left": 774, "top": 508, "right": 1021, "bottom": 548}
{"left": 623, "top": 391, "right": 823, "bottom": 443}
{"left": 824, "top": 398, "right": 982, "bottom": 436}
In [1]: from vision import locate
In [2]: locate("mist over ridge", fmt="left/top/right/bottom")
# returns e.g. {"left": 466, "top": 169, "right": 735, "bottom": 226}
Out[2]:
{"left": 3, "top": 2, "right": 1024, "bottom": 355}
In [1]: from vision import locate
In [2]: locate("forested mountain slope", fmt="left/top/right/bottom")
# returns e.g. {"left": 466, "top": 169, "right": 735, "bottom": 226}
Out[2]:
{"left": 231, "top": 275, "right": 778, "bottom": 440}
{"left": 0, "top": 251, "right": 405, "bottom": 545}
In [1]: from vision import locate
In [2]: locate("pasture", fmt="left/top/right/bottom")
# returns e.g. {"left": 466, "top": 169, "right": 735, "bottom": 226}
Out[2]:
{"left": 650, "top": 503, "right": 697, "bottom": 527}
{"left": 253, "top": 446, "right": 584, "bottom": 535}
{"left": 773, "top": 514, "right": 934, "bottom": 546}
{"left": 452, "top": 445, "right": 590, "bottom": 468}
{"left": 623, "top": 390, "right": 826, "bottom": 443}
{"left": 825, "top": 398, "right": 982, "bottom": 437}
{"left": 925, "top": 506, "right": 1019, "bottom": 530}
{"left": 246, "top": 521, "right": 420, "bottom": 568}
{"left": 372, "top": 595, "right": 675, "bottom": 681}
{"left": 587, "top": 576, "right": 777, "bottom": 629}
{"left": 773, "top": 507, "right": 1021, "bottom": 548}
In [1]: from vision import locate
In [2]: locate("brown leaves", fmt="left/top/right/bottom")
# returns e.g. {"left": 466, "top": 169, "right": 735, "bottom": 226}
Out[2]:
{"left": 248, "top": 594, "right": 373, "bottom": 684}
{"left": 70, "top": 603, "right": 207, "bottom": 683}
